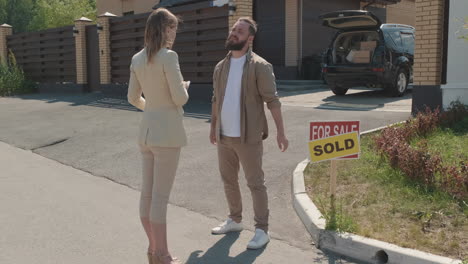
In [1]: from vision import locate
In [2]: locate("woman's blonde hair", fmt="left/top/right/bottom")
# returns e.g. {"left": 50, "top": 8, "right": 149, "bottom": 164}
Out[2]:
{"left": 144, "top": 8, "right": 180, "bottom": 63}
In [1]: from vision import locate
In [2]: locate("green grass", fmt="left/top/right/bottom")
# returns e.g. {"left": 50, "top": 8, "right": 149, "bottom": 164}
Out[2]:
{"left": 413, "top": 118, "right": 468, "bottom": 169}
{"left": 305, "top": 129, "right": 468, "bottom": 260}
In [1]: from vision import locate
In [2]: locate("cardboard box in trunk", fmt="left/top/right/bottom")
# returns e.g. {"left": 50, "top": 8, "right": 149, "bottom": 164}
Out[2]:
{"left": 360, "top": 41, "right": 377, "bottom": 51}
{"left": 346, "top": 50, "right": 371, "bottom": 63}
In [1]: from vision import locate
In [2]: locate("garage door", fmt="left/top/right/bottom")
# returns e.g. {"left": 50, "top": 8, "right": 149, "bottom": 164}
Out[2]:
{"left": 253, "top": 0, "right": 285, "bottom": 66}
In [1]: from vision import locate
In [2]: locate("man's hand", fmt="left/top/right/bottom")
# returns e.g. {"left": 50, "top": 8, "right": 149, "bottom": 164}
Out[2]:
{"left": 277, "top": 134, "right": 289, "bottom": 152}
{"left": 269, "top": 107, "right": 288, "bottom": 152}
{"left": 210, "top": 103, "right": 217, "bottom": 145}
{"left": 210, "top": 129, "right": 217, "bottom": 145}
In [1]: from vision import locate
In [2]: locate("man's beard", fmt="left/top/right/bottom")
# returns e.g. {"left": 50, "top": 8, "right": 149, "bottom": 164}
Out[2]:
{"left": 225, "top": 38, "right": 247, "bottom": 51}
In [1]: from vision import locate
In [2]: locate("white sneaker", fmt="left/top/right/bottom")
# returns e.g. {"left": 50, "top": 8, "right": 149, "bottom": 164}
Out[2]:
{"left": 247, "top": 228, "right": 270, "bottom": 249}
{"left": 211, "top": 218, "right": 244, "bottom": 234}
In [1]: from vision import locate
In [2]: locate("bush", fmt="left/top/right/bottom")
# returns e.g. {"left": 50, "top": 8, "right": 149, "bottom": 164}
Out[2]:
{"left": 373, "top": 103, "right": 468, "bottom": 200}
{"left": 441, "top": 101, "right": 468, "bottom": 129}
{"left": 0, "top": 51, "right": 36, "bottom": 96}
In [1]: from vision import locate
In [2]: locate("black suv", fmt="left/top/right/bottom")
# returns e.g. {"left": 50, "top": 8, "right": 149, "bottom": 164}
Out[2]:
{"left": 320, "top": 10, "right": 415, "bottom": 97}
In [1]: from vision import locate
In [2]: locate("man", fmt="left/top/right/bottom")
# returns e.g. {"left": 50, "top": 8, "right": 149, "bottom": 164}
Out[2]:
{"left": 209, "top": 17, "right": 289, "bottom": 250}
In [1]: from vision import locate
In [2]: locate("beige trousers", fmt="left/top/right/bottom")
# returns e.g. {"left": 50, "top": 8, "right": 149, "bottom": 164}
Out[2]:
{"left": 139, "top": 144, "right": 181, "bottom": 224}
{"left": 217, "top": 136, "right": 269, "bottom": 232}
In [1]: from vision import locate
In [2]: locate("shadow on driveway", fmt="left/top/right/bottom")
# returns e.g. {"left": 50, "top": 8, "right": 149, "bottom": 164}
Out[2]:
{"left": 12, "top": 93, "right": 212, "bottom": 119}
{"left": 317, "top": 88, "right": 412, "bottom": 111}
{"left": 185, "top": 232, "right": 358, "bottom": 264}
{"left": 278, "top": 87, "right": 329, "bottom": 98}
{"left": 185, "top": 233, "right": 265, "bottom": 264}
{"left": 12, "top": 93, "right": 139, "bottom": 111}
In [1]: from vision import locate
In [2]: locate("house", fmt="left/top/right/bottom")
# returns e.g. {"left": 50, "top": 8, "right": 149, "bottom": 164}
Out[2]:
{"left": 442, "top": 0, "right": 468, "bottom": 108}
{"left": 95, "top": 0, "right": 415, "bottom": 79}
{"left": 362, "top": 0, "right": 415, "bottom": 27}
{"left": 251, "top": 0, "right": 415, "bottom": 79}
{"left": 97, "top": 0, "right": 161, "bottom": 16}
{"left": 412, "top": 0, "right": 468, "bottom": 111}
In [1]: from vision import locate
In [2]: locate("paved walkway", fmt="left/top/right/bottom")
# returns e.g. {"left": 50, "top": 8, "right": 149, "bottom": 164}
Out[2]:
{"left": 0, "top": 141, "right": 329, "bottom": 264}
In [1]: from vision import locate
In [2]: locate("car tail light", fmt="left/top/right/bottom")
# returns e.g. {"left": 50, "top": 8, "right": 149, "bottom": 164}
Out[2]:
{"left": 372, "top": 68, "right": 385, "bottom": 72}
{"left": 322, "top": 67, "right": 328, "bottom": 73}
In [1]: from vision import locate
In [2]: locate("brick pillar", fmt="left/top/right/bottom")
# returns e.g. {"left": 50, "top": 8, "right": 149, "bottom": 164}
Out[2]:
{"left": 285, "top": 0, "right": 299, "bottom": 67}
{"left": 414, "top": 0, "right": 445, "bottom": 86}
{"left": 97, "top": 12, "right": 117, "bottom": 85}
{"left": 74, "top": 17, "right": 93, "bottom": 85}
{"left": 0, "top": 24, "right": 13, "bottom": 65}
{"left": 412, "top": 0, "right": 445, "bottom": 113}
{"left": 230, "top": 0, "right": 253, "bottom": 29}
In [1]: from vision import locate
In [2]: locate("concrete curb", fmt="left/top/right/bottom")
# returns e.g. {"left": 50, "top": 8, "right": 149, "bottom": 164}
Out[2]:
{"left": 292, "top": 125, "right": 462, "bottom": 264}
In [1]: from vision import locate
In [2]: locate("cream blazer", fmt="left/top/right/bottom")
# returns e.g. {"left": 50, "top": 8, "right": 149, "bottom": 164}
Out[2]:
{"left": 127, "top": 48, "right": 189, "bottom": 147}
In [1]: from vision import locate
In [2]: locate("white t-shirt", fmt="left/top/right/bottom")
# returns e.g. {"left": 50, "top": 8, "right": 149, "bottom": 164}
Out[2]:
{"left": 220, "top": 54, "right": 246, "bottom": 137}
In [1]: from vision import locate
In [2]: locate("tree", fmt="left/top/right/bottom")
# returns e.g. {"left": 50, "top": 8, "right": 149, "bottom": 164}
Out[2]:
{"left": 0, "top": 0, "right": 96, "bottom": 32}
{"left": 0, "top": 0, "right": 7, "bottom": 26}
{"left": 0, "top": 0, "right": 36, "bottom": 33}
{"left": 29, "top": 0, "right": 96, "bottom": 31}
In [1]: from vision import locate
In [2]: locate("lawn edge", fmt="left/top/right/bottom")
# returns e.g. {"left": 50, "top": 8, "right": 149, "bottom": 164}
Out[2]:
{"left": 292, "top": 123, "right": 463, "bottom": 264}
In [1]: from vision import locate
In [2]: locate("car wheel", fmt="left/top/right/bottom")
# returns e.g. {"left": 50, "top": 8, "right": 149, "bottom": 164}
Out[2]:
{"left": 330, "top": 85, "right": 348, "bottom": 96}
{"left": 389, "top": 69, "right": 408, "bottom": 97}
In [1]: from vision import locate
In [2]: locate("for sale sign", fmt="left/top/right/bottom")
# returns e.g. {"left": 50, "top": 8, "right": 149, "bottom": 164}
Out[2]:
{"left": 309, "top": 121, "right": 360, "bottom": 163}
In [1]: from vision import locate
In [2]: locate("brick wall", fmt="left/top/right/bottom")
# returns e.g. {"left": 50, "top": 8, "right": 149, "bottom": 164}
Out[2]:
{"left": 413, "top": 0, "right": 445, "bottom": 86}
{"left": 97, "top": 0, "right": 160, "bottom": 16}
{"left": 134, "top": 0, "right": 159, "bottom": 14}
{"left": 230, "top": 0, "right": 253, "bottom": 29}
{"left": 361, "top": 0, "right": 415, "bottom": 26}
{"left": 387, "top": 0, "right": 415, "bottom": 26}
{"left": 285, "top": 0, "right": 299, "bottom": 67}
{"left": 97, "top": 0, "right": 125, "bottom": 16}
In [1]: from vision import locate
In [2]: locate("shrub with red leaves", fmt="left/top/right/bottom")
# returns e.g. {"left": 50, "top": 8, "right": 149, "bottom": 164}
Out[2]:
{"left": 373, "top": 102, "right": 468, "bottom": 200}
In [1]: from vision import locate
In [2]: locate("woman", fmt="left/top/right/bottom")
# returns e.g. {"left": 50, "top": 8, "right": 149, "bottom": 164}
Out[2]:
{"left": 127, "top": 8, "right": 189, "bottom": 264}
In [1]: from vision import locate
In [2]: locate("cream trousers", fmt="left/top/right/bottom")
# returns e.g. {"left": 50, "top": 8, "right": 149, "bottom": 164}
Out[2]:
{"left": 139, "top": 144, "right": 181, "bottom": 224}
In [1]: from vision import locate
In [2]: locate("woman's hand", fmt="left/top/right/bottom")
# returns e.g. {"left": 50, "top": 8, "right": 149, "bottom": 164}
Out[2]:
{"left": 183, "top": 81, "right": 191, "bottom": 90}
{"left": 209, "top": 128, "right": 217, "bottom": 145}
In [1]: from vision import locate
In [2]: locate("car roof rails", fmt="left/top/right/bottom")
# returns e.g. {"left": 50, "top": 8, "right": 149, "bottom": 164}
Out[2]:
{"left": 381, "top": 24, "right": 415, "bottom": 30}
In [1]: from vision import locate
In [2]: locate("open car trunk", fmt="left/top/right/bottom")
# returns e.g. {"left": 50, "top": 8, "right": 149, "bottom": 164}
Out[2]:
{"left": 331, "top": 31, "right": 380, "bottom": 65}
{"left": 320, "top": 10, "right": 382, "bottom": 30}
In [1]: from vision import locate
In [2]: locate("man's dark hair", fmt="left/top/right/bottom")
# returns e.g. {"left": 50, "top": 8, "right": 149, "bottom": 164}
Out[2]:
{"left": 238, "top": 17, "right": 257, "bottom": 36}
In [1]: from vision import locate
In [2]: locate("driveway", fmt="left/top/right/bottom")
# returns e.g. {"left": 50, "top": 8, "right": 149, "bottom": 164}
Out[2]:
{"left": 0, "top": 90, "right": 411, "bottom": 262}
{"left": 280, "top": 87, "right": 412, "bottom": 112}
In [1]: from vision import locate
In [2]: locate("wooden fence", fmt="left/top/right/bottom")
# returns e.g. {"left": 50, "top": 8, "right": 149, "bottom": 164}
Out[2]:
{"left": 7, "top": 26, "right": 77, "bottom": 83}
{"left": 109, "top": 1, "right": 229, "bottom": 84}
{"left": 1, "top": 1, "right": 229, "bottom": 92}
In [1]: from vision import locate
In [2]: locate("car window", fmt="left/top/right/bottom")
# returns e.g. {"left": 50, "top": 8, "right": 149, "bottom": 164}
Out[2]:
{"left": 401, "top": 32, "right": 414, "bottom": 53}
{"left": 383, "top": 30, "right": 399, "bottom": 50}
{"left": 390, "top": 31, "right": 403, "bottom": 47}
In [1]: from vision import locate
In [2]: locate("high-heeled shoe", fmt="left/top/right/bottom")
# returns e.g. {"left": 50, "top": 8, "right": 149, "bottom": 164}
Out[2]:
{"left": 151, "top": 253, "right": 181, "bottom": 264}
{"left": 147, "top": 251, "right": 154, "bottom": 264}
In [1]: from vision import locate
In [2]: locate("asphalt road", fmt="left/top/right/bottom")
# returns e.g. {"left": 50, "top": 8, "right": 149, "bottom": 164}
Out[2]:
{"left": 0, "top": 88, "right": 412, "bottom": 262}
